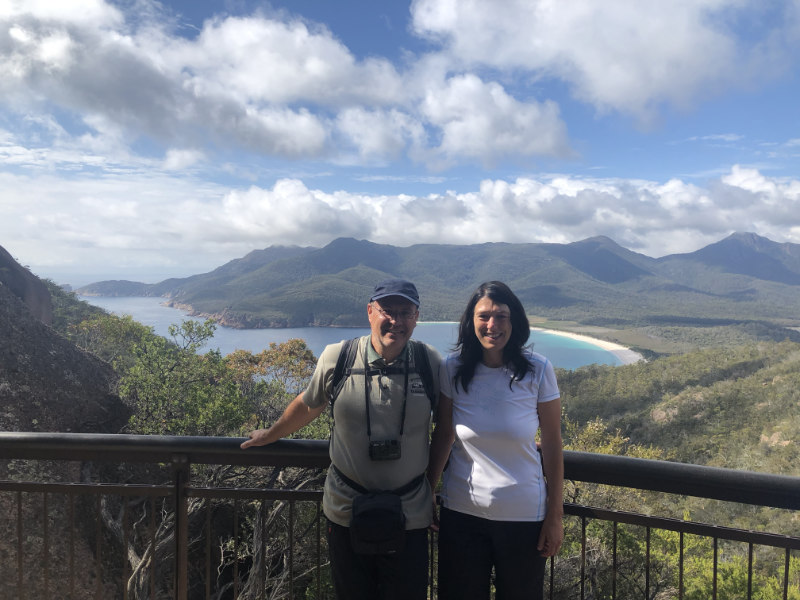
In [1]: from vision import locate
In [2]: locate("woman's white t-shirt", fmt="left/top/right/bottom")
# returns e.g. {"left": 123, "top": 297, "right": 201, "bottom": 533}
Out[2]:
{"left": 439, "top": 349, "right": 560, "bottom": 522}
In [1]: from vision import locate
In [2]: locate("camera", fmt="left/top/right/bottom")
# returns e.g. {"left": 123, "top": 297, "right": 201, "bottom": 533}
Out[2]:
{"left": 369, "top": 439, "right": 401, "bottom": 461}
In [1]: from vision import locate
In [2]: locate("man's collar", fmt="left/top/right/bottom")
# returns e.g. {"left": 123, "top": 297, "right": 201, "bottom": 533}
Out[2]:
{"left": 366, "top": 336, "right": 409, "bottom": 365}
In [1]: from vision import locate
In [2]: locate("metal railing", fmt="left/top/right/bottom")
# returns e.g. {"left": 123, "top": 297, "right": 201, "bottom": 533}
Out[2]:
{"left": 0, "top": 432, "right": 798, "bottom": 599}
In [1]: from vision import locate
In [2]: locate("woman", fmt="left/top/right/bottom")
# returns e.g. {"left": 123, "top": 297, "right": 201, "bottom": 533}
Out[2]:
{"left": 428, "top": 281, "right": 564, "bottom": 600}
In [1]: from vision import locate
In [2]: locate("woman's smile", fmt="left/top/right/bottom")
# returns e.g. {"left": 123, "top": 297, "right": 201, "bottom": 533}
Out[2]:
{"left": 473, "top": 297, "right": 511, "bottom": 364}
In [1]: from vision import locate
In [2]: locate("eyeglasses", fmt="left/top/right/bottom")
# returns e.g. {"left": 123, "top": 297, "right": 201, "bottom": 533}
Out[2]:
{"left": 372, "top": 304, "right": 418, "bottom": 322}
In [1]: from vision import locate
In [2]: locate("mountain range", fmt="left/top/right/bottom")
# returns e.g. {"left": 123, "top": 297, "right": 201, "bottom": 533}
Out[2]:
{"left": 76, "top": 232, "right": 800, "bottom": 328}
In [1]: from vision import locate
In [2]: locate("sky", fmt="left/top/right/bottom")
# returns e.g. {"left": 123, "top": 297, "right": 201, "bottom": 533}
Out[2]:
{"left": 2, "top": 0, "right": 800, "bottom": 287}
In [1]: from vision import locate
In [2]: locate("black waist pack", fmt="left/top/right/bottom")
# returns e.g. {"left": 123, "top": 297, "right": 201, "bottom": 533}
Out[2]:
{"left": 350, "top": 492, "right": 406, "bottom": 555}
{"left": 333, "top": 466, "right": 424, "bottom": 555}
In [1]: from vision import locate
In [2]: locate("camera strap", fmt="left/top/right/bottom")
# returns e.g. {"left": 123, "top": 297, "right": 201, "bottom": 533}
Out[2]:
{"left": 340, "top": 346, "right": 409, "bottom": 441}
{"left": 362, "top": 348, "right": 409, "bottom": 440}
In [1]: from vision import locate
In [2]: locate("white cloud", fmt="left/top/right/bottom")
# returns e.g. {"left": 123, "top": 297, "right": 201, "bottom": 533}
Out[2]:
{"left": 718, "top": 165, "right": 800, "bottom": 231}
{"left": 420, "top": 74, "right": 572, "bottom": 167}
{"left": 218, "top": 180, "right": 373, "bottom": 243}
{"left": 0, "top": 0, "right": 579, "bottom": 168}
{"left": 172, "top": 15, "right": 405, "bottom": 107}
{"left": 685, "top": 134, "right": 745, "bottom": 144}
{"left": 722, "top": 165, "right": 779, "bottom": 196}
{"left": 0, "top": 6, "right": 364, "bottom": 159}
{"left": 411, "top": 0, "right": 799, "bottom": 123}
{"left": 163, "top": 148, "right": 204, "bottom": 170}
{"left": 336, "top": 108, "right": 425, "bottom": 162}
{"left": 0, "top": 0, "right": 123, "bottom": 26}
{"left": 231, "top": 106, "right": 329, "bottom": 157}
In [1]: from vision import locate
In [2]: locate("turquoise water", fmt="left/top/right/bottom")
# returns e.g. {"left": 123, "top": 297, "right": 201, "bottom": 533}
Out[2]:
{"left": 80, "top": 296, "right": 622, "bottom": 370}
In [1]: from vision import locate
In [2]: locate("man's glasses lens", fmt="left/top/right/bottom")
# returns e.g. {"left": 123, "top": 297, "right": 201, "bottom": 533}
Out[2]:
{"left": 375, "top": 306, "right": 416, "bottom": 321}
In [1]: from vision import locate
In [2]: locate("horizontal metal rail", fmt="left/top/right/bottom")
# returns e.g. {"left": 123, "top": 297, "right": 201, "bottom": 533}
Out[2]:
{"left": 564, "top": 503, "right": 800, "bottom": 550}
{"left": 563, "top": 449, "right": 800, "bottom": 511}
{"left": 1, "top": 432, "right": 798, "bottom": 600}
{"left": 1, "top": 432, "right": 798, "bottom": 509}
{"left": 0, "top": 432, "right": 330, "bottom": 467}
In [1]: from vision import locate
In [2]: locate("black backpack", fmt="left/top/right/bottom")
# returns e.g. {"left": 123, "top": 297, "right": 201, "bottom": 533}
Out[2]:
{"left": 328, "top": 338, "right": 436, "bottom": 410}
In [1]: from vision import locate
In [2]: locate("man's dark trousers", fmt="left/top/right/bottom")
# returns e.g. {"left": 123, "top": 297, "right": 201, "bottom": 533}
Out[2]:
{"left": 326, "top": 519, "right": 429, "bottom": 599}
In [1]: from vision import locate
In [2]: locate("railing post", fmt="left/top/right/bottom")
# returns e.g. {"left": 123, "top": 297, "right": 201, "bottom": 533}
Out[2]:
{"left": 172, "top": 454, "right": 190, "bottom": 600}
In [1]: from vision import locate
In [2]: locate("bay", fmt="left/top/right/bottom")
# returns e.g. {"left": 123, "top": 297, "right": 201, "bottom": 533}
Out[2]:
{"left": 79, "top": 296, "right": 623, "bottom": 370}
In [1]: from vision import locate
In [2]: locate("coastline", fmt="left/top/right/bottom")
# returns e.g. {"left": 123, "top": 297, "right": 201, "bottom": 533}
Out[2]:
{"left": 530, "top": 327, "right": 644, "bottom": 365}
{"left": 81, "top": 299, "right": 644, "bottom": 366}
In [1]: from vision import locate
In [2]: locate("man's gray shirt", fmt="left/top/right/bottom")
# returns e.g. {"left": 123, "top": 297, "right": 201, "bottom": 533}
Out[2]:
{"left": 303, "top": 335, "right": 441, "bottom": 529}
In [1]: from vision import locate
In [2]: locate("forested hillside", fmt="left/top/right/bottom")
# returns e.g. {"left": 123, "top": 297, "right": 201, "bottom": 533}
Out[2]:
{"left": 559, "top": 341, "right": 800, "bottom": 476}
{"left": 77, "top": 232, "right": 800, "bottom": 331}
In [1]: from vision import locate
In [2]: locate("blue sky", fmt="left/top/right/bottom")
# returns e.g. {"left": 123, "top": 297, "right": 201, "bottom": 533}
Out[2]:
{"left": 2, "top": 0, "right": 800, "bottom": 286}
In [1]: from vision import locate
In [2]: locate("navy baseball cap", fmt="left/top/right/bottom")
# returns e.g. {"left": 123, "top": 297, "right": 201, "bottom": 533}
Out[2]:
{"left": 370, "top": 279, "right": 420, "bottom": 306}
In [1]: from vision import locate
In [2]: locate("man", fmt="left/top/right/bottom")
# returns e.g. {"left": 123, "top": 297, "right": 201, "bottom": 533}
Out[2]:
{"left": 242, "top": 279, "right": 441, "bottom": 600}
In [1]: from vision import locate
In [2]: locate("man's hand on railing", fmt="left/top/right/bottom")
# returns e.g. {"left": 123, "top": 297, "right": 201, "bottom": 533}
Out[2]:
{"left": 240, "top": 428, "right": 273, "bottom": 449}
{"left": 240, "top": 393, "right": 326, "bottom": 449}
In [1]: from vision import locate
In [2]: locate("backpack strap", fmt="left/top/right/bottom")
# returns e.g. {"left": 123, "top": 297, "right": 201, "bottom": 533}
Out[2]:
{"left": 329, "top": 337, "right": 360, "bottom": 407}
{"left": 409, "top": 340, "right": 436, "bottom": 409}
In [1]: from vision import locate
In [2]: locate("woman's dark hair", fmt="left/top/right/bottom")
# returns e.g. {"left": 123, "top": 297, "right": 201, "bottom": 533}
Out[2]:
{"left": 454, "top": 281, "right": 533, "bottom": 392}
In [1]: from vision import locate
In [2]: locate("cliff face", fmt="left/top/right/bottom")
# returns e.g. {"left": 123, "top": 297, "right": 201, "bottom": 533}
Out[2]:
{"left": 0, "top": 244, "right": 53, "bottom": 325}
{"left": 0, "top": 246, "right": 129, "bottom": 433}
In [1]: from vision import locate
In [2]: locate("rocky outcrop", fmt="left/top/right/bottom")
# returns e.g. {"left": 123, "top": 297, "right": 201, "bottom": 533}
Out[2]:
{"left": 0, "top": 244, "right": 53, "bottom": 325}
{"left": 0, "top": 247, "right": 129, "bottom": 433}
{"left": 0, "top": 282, "right": 129, "bottom": 433}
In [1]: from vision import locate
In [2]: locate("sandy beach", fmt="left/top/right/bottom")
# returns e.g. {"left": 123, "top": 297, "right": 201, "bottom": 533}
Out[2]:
{"left": 531, "top": 327, "right": 644, "bottom": 365}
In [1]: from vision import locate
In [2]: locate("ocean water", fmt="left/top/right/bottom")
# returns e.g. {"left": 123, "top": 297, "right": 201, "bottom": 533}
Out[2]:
{"left": 79, "top": 296, "right": 622, "bottom": 370}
